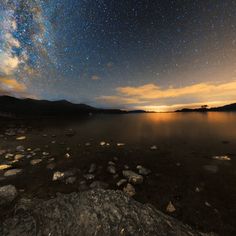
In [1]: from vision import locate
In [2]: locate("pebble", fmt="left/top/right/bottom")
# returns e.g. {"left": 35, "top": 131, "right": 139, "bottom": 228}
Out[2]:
{"left": 123, "top": 170, "right": 143, "bottom": 184}
{"left": 108, "top": 161, "right": 115, "bottom": 166}
{"left": 65, "top": 176, "right": 77, "bottom": 184}
{"left": 65, "top": 153, "right": 71, "bottom": 158}
{"left": 30, "top": 159, "right": 42, "bottom": 165}
{"left": 0, "top": 164, "right": 12, "bottom": 170}
{"left": 117, "top": 179, "right": 127, "bottom": 187}
{"left": 88, "top": 163, "right": 96, "bottom": 173}
{"left": 52, "top": 171, "right": 65, "bottom": 181}
{"left": 166, "top": 201, "right": 176, "bottom": 213}
{"left": 5, "top": 153, "right": 14, "bottom": 159}
{"left": 0, "top": 185, "right": 18, "bottom": 206}
{"left": 46, "top": 163, "right": 56, "bottom": 170}
{"left": 117, "top": 143, "right": 125, "bottom": 147}
{"left": 150, "top": 145, "right": 157, "bottom": 150}
{"left": 100, "top": 141, "right": 106, "bottom": 146}
{"left": 4, "top": 169, "right": 22, "bottom": 177}
{"left": 16, "top": 136, "right": 26, "bottom": 140}
{"left": 83, "top": 174, "right": 95, "bottom": 180}
{"left": 212, "top": 155, "right": 231, "bottom": 161}
{"left": 123, "top": 183, "right": 136, "bottom": 197}
{"left": 16, "top": 146, "right": 24, "bottom": 152}
{"left": 107, "top": 165, "right": 116, "bottom": 174}
{"left": 14, "top": 154, "right": 25, "bottom": 160}
{"left": 136, "top": 165, "right": 151, "bottom": 175}
{"left": 43, "top": 152, "right": 50, "bottom": 156}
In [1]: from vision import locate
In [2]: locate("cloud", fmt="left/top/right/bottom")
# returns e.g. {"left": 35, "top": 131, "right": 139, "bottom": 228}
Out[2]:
{"left": 97, "top": 80, "right": 236, "bottom": 111}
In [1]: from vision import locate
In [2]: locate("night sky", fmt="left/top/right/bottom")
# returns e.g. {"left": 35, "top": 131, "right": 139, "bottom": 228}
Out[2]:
{"left": 0, "top": 0, "right": 236, "bottom": 111}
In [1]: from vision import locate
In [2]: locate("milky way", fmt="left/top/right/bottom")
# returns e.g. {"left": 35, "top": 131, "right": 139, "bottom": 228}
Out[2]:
{"left": 0, "top": 0, "right": 236, "bottom": 111}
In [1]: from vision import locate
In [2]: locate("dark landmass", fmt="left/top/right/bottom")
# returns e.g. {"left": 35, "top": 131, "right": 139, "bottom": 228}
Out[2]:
{"left": 0, "top": 189, "right": 214, "bottom": 236}
{"left": 0, "top": 96, "right": 146, "bottom": 118}
{"left": 176, "top": 103, "right": 236, "bottom": 112}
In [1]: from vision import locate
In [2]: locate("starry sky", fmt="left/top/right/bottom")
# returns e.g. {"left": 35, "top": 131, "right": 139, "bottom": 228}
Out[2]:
{"left": 0, "top": 0, "right": 236, "bottom": 111}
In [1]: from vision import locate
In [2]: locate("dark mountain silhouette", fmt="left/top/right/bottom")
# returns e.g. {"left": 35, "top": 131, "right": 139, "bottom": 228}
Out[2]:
{"left": 0, "top": 96, "right": 145, "bottom": 118}
{"left": 176, "top": 103, "right": 236, "bottom": 112}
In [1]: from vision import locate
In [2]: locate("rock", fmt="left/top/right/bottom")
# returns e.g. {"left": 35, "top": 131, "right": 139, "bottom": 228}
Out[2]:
{"left": 85, "top": 142, "right": 91, "bottom": 146}
{"left": 166, "top": 201, "right": 176, "bottom": 213}
{"left": 117, "top": 143, "right": 125, "bottom": 146}
{"left": 108, "top": 161, "right": 115, "bottom": 166}
{"left": 0, "top": 150, "right": 6, "bottom": 155}
{"left": 14, "top": 154, "right": 24, "bottom": 160}
{"left": 107, "top": 165, "right": 116, "bottom": 174}
{"left": 100, "top": 141, "right": 106, "bottom": 146}
{"left": 123, "top": 183, "right": 136, "bottom": 197}
{"left": 65, "top": 176, "right": 77, "bottom": 184}
{"left": 212, "top": 155, "right": 231, "bottom": 161}
{"left": 0, "top": 164, "right": 12, "bottom": 170}
{"left": 5, "top": 153, "right": 14, "bottom": 159}
{"left": 0, "top": 185, "right": 17, "bottom": 206}
{"left": 4, "top": 169, "right": 22, "bottom": 177}
{"left": 65, "top": 153, "right": 71, "bottom": 158}
{"left": 0, "top": 189, "right": 214, "bottom": 236}
{"left": 89, "top": 181, "right": 108, "bottom": 189}
{"left": 88, "top": 163, "right": 96, "bottom": 173}
{"left": 123, "top": 170, "right": 143, "bottom": 184}
{"left": 124, "top": 165, "right": 129, "bottom": 170}
{"left": 83, "top": 174, "right": 95, "bottom": 180}
{"left": 30, "top": 159, "right": 42, "bottom": 165}
{"left": 52, "top": 171, "right": 65, "bottom": 181}
{"left": 116, "top": 179, "right": 127, "bottom": 187}
{"left": 16, "top": 146, "right": 24, "bottom": 152}
{"left": 46, "top": 163, "right": 56, "bottom": 170}
{"left": 150, "top": 145, "right": 158, "bottom": 150}
{"left": 137, "top": 165, "right": 151, "bottom": 175}
{"left": 113, "top": 157, "right": 118, "bottom": 161}
{"left": 42, "top": 152, "right": 50, "bottom": 156}
{"left": 16, "top": 136, "right": 26, "bottom": 140}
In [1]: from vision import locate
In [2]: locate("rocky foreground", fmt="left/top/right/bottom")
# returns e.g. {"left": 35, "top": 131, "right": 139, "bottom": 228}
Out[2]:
{"left": 0, "top": 188, "right": 216, "bottom": 236}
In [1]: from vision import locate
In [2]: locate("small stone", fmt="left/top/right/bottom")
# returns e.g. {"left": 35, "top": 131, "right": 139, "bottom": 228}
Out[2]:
{"left": 88, "top": 163, "right": 96, "bottom": 173}
{"left": 52, "top": 171, "right": 65, "bottom": 181}
{"left": 212, "top": 155, "right": 231, "bottom": 161}
{"left": 0, "top": 185, "right": 18, "bottom": 206}
{"left": 16, "top": 136, "right": 26, "bottom": 140}
{"left": 100, "top": 141, "right": 106, "bottom": 146}
{"left": 14, "top": 154, "right": 25, "bottom": 160}
{"left": 0, "top": 149, "right": 6, "bottom": 155}
{"left": 124, "top": 165, "right": 129, "bottom": 170}
{"left": 46, "top": 163, "right": 56, "bottom": 170}
{"left": 42, "top": 152, "right": 50, "bottom": 156}
{"left": 5, "top": 153, "right": 14, "bottom": 159}
{"left": 166, "top": 201, "right": 176, "bottom": 213}
{"left": 4, "top": 169, "right": 22, "bottom": 177}
{"left": 65, "top": 153, "right": 71, "bottom": 158}
{"left": 16, "top": 146, "right": 24, "bottom": 152}
{"left": 117, "top": 143, "right": 125, "bottom": 147}
{"left": 85, "top": 142, "right": 91, "bottom": 146}
{"left": 83, "top": 174, "right": 95, "bottom": 180}
{"left": 107, "top": 165, "right": 116, "bottom": 174}
{"left": 123, "top": 183, "right": 135, "bottom": 197}
{"left": 150, "top": 145, "right": 157, "bottom": 150}
{"left": 136, "top": 165, "right": 151, "bottom": 175}
{"left": 108, "top": 161, "right": 115, "bottom": 166}
{"left": 117, "top": 179, "right": 127, "bottom": 187}
{"left": 123, "top": 170, "right": 143, "bottom": 184}
{"left": 65, "top": 176, "right": 77, "bottom": 184}
{"left": 195, "top": 187, "right": 201, "bottom": 192}
{"left": 51, "top": 140, "right": 56, "bottom": 144}
{"left": 30, "top": 159, "right": 42, "bottom": 165}
{"left": 89, "top": 181, "right": 108, "bottom": 189}
{"left": 0, "top": 164, "right": 12, "bottom": 170}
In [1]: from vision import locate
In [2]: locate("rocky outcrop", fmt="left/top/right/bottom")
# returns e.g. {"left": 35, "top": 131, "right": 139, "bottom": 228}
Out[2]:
{"left": 0, "top": 189, "right": 215, "bottom": 236}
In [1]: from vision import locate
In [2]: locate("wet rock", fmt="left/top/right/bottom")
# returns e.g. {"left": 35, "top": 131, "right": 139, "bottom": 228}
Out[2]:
{"left": 5, "top": 153, "right": 14, "bottom": 159}
{"left": 150, "top": 145, "right": 158, "bottom": 150}
{"left": 117, "top": 143, "right": 125, "bottom": 146}
{"left": 123, "top": 170, "right": 143, "bottom": 184}
{"left": 89, "top": 181, "right": 108, "bottom": 189}
{"left": 100, "top": 141, "right": 106, "bottom": 146}
{"left": 83, "top": 174, "right": 95, "bottom": 180}
{"left": 0, "top": 185, "right": 17, "bottom": 206}
{"left": 212, "top": 155, "right": 231, "bottom": 161}
{"left": 4, "top": 169, "right": 22, "bottom": 177}
{"left": 46, "top": 163, "right": 56, "bottom": 170}
{"left": 42, "top": 152, "right": 50, "bottom": 156}
{"left": 16, "top": 136, "right": 26, "bottom": 140}
{"left": 123, "top": 183, "right": 136, "bottom": 197}
{"left": 16, "top": 146, "right": 24, "bottom": 152}
{"left": 65, "top": 153, "right": 71, "bottom": 158}
{"left": 137, "top": 165, "right": 151, "bottom": 175}
{"left": 88, "top": 163, "right": 96, "bottom": 173}
{"left": 107, "top": 165, "right": 116, "bottom": 174}
{"left": 0, "top": 164, "right": 12, "bottom": 170}
{"left": 30, "top": 159, "right": 42, "bottom": 165}
{"left": 166, "top": 201, "right": 176, "bottom": 213}
{"left": 65, "top": 176, "right": 77, "bottom": 184}
{"left": 52, "top": 171, "right": 65, "bottom": 181}
{"left": 14, "top": 154, "right": 24, "bottom": 161}
{"left": 0, "top": 189, "right": 213, "bottom": 236}
{"left": 117, "top": 179, "right": 127, "bottom": 187}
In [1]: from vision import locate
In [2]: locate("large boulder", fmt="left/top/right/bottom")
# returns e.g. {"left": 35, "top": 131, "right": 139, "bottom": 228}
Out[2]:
{"left": 0, "top": 189, "right": 215, "bottom": 236}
